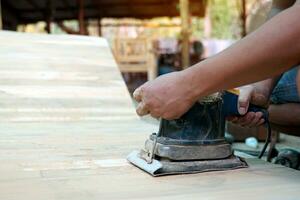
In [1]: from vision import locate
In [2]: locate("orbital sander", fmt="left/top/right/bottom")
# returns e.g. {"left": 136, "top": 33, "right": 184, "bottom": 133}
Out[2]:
{"left": 127, "top": 89, "right": 270, "bottom": 176}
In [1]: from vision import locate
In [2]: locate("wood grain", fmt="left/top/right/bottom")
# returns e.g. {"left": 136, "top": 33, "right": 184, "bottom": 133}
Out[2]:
{"left": 0, "top": 31, "right": 299, "bottom": 200}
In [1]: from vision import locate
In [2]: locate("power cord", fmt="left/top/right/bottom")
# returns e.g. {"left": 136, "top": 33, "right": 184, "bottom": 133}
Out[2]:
{"left": 258, "top": 112, "right": 271, "bottom": 159}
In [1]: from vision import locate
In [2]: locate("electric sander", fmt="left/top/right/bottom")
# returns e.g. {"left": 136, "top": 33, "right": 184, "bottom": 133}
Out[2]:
{"left": 127, "top": 89, "right": 270, "bottom": 176}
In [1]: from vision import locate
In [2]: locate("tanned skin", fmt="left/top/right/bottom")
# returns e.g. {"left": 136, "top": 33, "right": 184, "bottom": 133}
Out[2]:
{"left": 228, "top": 0, "right": 300, "bottom": 126}
{"left": 134, "top": 0, "right": 300, "bottom": 121}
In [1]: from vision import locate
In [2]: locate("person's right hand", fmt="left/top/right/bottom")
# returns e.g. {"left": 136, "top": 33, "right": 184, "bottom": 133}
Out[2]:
{"left": 227, "top": 85, "right": 269, "bottom": 127}
{"left": 133, "top": 71, "right": 198, "bottom": 120}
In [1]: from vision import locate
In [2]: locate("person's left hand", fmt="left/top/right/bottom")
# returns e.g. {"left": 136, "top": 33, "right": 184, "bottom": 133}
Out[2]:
{"left": 133, "top": 71, "right": 197, "bottom": 120}
{"left": 227, "top": 85, "right": 267, "bottom": 127}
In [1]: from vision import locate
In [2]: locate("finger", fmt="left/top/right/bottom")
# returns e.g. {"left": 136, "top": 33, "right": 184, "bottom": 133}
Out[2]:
{"left": 136, "top": 102, "right": 149, "bottom": 116}
{"left": 238, "top": 112, "right": 255, "bottom": 126}
{"left": 226, "top": 116, "right": 235, "bottom": 121}
{"left": 231, "top": 116, "right": 239, "bottom": 123}
{"left": 227, "top": 116, "right": 238, "bottom": 122}
{"left": 248, "top": 112, "right": 263, "bottom": 127}
{"left": 235, "top": 115, "right": 248, "bottom": 125}
{"left": 257, "top": 118, "right": 265, "bottom": 126}
{"left": 133, "top": 87, "right": 142, "bottom": 102}
{"left": 238, "top": 88, "right": 252, "bottom": 115}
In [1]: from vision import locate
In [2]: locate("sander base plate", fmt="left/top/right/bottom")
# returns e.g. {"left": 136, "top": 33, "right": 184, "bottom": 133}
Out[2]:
{"left": 127, "top": 150, "right": 248, "bottom": 177}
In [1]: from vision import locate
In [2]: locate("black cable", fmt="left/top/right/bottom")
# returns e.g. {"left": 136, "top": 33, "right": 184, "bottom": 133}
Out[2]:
{"left": 258, "top": 118, "right": 272, "bottom": 159}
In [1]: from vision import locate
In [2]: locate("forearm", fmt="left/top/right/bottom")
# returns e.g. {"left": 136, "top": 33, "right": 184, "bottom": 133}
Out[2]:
{"left": 269, "top": 103, "right": 300, "bottom": 125}
{"left": 245, "top": 76, "right": 281, "bottom": 106}
{"left": 248, "top": 0, "right": 292, "bottom": 103}
{"left": 253, "top": 78, "right": 279, "bottom": 95}
{"left": 185, "top": 4, "right": 300, "bottom": 99}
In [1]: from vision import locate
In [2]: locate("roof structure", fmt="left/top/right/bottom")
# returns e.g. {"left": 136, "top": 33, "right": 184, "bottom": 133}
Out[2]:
{"left": 1, "top": 0, "right": 206, "bottom": 30}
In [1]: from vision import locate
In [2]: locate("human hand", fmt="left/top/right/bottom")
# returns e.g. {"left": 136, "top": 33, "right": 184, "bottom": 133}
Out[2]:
{"left": 227, "top": 85, "right": 269, "bottom": 127}
{"left": 133, "top": 71, "right": 197, "bottom": 120}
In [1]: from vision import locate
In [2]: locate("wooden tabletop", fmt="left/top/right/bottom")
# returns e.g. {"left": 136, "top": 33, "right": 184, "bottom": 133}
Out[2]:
{"left": 0, "top": 31, "right": 299, "bottom": 200}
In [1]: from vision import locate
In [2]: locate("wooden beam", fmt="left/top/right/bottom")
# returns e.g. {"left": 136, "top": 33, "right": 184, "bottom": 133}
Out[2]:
{"left": 45, "top": 0, "right": 55, "bottom": 33}
{"left": 1, "top": 1, "right": 20, "bottom": 20}
{"left": 97, "top": 18, "right": 102, "bottom": 36}
{"left": 92, "top": 1, "right": 178, "bottom": 7}
{"left": 78, "top": 0, "right": 87, "bottom": 35}
{"left": 1, "top": 0, "right": 20, "bottom": 30}
{"left": 25, "top": 0, "right": 40, "bottom": 9}
{"left": 57, "top": 21, "right": 79, "bottom": 34}
{"left": 26, "top": 0, "right": 48, "bottom": 24}
{"left": 0, "top": 0, "right": 2, "bottom": 30}
{"left": 17, "top": 1, "right": 205, "bottom": 18}
{"left": 92, "top": 23, "right": 181, "bottom": 28}
{"left": 62, "top": 0, "right": 77, "bottom": 18}
{"left": 241, "top": 0, "right": 247, "bottom": 37}
{"left": 180, "top": 0, "right": 190, "bottom": 69}
{"left": 26, "top": 0, "right": 40, "bottom": 9}
{"left": 204, "top": 0, "right": 211, "bottom": 38}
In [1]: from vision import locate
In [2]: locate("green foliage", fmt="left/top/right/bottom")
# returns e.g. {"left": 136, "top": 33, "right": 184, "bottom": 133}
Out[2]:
{"left": 191, "top": 17, "right": 205, "bottom": 38}
{"left": 209, "top": 0, "right": 241, "bottom": 39}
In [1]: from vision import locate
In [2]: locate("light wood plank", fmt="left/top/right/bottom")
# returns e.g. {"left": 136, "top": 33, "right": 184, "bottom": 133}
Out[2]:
{"left": 0, "top": 31, "right": 299, "bottom": 200}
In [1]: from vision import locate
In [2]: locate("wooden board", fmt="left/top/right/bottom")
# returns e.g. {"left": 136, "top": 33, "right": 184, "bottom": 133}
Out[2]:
{"left": 0, "top": 31, "right": 299, "bottom": 200}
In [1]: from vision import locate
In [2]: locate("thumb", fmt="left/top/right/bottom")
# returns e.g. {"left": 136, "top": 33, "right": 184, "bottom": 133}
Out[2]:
{"left": 238, "top": 88, "right": 252, "bottom": 115}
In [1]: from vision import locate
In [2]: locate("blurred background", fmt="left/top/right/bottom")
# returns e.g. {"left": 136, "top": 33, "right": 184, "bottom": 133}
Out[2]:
{"left": 0, "top": 0, "right": 272, "bottom": 93}
{"left": 2, "top": 0, "right": 300, "bottom": 169}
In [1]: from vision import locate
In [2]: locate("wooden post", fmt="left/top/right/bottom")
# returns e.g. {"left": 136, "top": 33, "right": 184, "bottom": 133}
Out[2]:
{"left": 78, "top": 0, "right": 87, "bottom": 35}
{"left": 241, "top": 0, "right": 247, "bottom": 37}
{"left": 0, "top": 0, "right": 3, "bottom": 30}
{"left": 180, "top": 0, "right": 190, "bottom": 69}
{"left": 98, "top": 18, "right": 102, "bottom": 36}
{"left": 45, "top": 0, "right": 55, "bottom": 33}
{"left": 204, "top": 1, "right": 211, "bottom": 39}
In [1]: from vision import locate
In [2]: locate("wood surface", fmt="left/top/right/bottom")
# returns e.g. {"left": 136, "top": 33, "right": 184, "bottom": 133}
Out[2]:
{"left": 0, "top": 31, "right": 299, "bottom": 200}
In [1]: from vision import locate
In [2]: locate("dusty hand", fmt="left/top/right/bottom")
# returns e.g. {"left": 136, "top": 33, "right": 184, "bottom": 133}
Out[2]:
{"left": 133, "top": 71, "right": 197, "bottom": 120}
{"left": 227, "top": 85, "right": 269, "bottom": 127}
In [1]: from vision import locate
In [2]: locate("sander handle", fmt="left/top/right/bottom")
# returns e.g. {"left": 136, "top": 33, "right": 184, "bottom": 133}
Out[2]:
{"left": 222, "top": 90, "right": 268, "bottom": 121}
{"left": 223, "top": 89, "right": 271, "bottom": 159}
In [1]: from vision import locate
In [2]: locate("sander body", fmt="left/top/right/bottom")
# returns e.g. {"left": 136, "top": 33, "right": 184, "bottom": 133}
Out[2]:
{"left": 127, "top": 90, "right": 268, "bottom": 176}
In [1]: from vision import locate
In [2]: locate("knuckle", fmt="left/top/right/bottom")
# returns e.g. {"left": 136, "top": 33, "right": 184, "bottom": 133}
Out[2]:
{"left": 248, "top": 112, "right": 255, "bottom": 121}
{"left": 150, "top": 113, "right": 158, "bottom": 118}
{"left": 256, "top": 112, "right": 263, "bottom": 118}
{"left": 140, "top": 86, "right": 145, "bottom": 93}
{"left": 144, "top": 99, "right": 152, "bottom": 107}
{"left": 173, "top": 115, "right": 181, "bottom": 120}
{"left": 133, "top": 91, "right": 140, "bottom": 99}
{"left": 143, "top": 101, "right": 151, "bottom": 109}
{"left": 150, "top": 110, "right": 160, "bottom": 118}
{"left": 136, "top": 109, "right": 142, "bottom": 116}
{"left": 163, "top": 113, "right": 173, "bottom": 120}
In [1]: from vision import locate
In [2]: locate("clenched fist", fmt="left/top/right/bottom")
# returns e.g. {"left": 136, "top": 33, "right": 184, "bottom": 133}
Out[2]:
{"left": 133, "top": 71, "right": 198, "bottom": 120}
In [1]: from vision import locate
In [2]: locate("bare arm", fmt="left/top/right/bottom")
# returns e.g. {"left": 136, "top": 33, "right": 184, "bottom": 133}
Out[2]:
{"left": 134, "top": 1, "right": 300, "bottom": 119}
{"left": 186, "top": 2, "right": 300, "bottom": 100}
{"left": 269, "top": 103, "right": 300, "bottom": 125}
{"left": 241, "top": 0, "right": 296, "bottom": 106}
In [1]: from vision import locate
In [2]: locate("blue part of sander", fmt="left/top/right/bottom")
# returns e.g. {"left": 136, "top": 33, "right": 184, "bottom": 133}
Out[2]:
{"left": 222, "top": 90, "right": 268, "bottom": 120}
